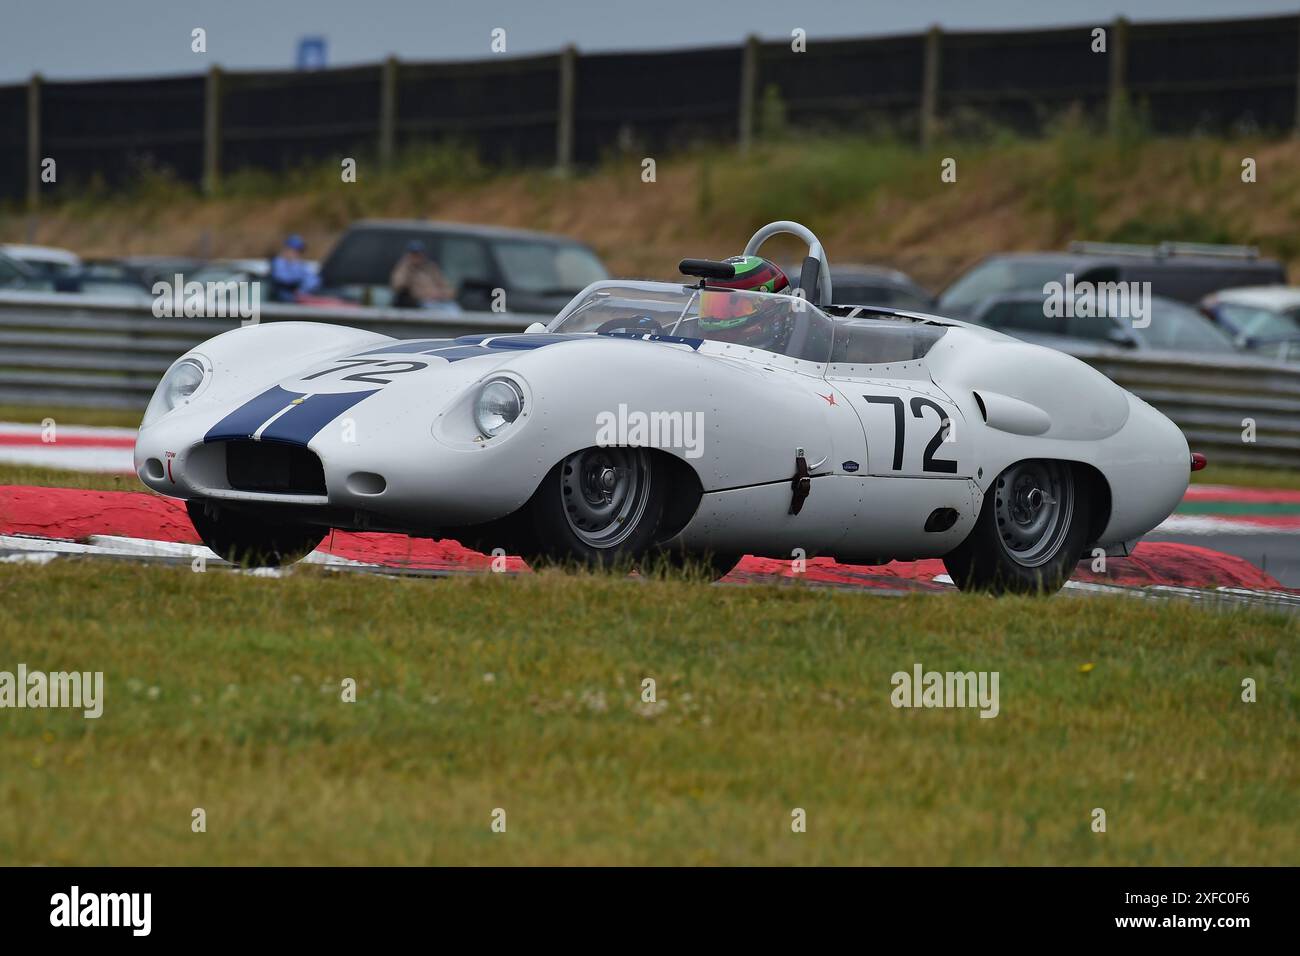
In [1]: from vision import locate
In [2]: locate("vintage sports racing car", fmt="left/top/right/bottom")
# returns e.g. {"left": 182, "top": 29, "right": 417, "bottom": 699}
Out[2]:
{"left": 135, "top": 222, "right": 1197, "bottom": 593}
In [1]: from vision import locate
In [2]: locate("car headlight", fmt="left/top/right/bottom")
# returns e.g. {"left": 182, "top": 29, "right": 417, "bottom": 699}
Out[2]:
{"left": 142, "top": 358, "right": 207, "bottom": 426}
{"left": 473, "top": 378, "right": 524, "bottom": 437}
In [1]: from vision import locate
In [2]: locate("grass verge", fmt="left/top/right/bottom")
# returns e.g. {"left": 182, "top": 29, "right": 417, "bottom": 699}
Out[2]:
{"left": 0, "top": 404, "right": 142, "bottom": 429}
{"left": 0, "top": 562, "right": 1294, "bottom": 865}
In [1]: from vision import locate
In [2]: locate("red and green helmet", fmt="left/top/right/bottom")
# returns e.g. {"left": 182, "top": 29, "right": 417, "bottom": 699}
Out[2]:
{"left": 699, "top": 255, "right": 791, "bottom": 329}
{"left": 705, "top": 255, "right": 790, "bottom": 294}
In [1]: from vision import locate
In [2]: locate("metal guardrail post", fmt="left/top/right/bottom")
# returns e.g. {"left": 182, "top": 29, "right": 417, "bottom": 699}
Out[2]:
{"left": 26, "top": 73, "right": 42, "bottom": 211}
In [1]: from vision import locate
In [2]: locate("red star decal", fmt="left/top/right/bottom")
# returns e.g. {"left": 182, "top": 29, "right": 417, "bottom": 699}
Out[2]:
{"left": 818, "top": 392, "right": 837, "bottom": 406}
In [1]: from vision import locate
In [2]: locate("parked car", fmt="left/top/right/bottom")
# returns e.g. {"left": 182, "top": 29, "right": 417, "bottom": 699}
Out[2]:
{"left": 318, "top": 220, "right": 609, "bottom": 315}
{"left": 968, "top": 291, "right": 1237, "bottom": 355}
{"left": 0, "top": 244, "right": 81, "bottom": 286}
{"left": 1201, "top": 286, "right": 1300, "bottom": 360}
{"left": 2, "top": 244, "right": 84, "bottom": 292}
{"left": 824, "top": 265, "right": 934, "bottom": 311}
{"left": 937, "top": 242, "right": 1286, "bottom": 318}
{"left": 65, "top": 259, "right": 157, "bottom": 302}
{"left": 114, "top": 256, "right": 206, "bottom": 287}
{"left": 0, "top": 250, "right": 53, "bottom": 292}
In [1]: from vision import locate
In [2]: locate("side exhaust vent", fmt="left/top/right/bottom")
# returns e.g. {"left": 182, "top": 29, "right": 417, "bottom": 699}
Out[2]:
{"left": 924, "top": 508, "right": 959, "bottom": 533}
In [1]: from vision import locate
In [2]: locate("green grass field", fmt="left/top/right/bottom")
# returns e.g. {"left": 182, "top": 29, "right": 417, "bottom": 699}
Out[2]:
{"left": 0, "top": 561, "right": 1295, "bottom": 865}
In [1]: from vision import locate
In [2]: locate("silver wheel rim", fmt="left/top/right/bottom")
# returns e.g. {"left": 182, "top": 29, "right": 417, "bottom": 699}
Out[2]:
{"left": 993, "top": 460, "right": 1074, "bottom": 568}
{"left": 560, "top": 448, "right": 651, "bottom": 548}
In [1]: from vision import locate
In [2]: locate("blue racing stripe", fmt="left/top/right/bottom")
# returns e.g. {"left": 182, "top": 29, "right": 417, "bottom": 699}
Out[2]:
{"left": 423, "top": 345, "right": 498, "bottom": 362}
{"left": 204, "top": 386, "right": 304, "bottom": 442}
{"left": 355, "top": 340, "right": 451, "bottom": 356}
{"left": 259, "top": 390, "right": 380, "bottom": 445}
{"left": 452, "top": 333, "right": 580, "bottom": 349}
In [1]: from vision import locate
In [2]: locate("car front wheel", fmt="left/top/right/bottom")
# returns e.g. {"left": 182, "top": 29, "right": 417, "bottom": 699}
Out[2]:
{"left": 186, "top": 500, "right": 326, "bottom": 568}
{"left": 524, "top": 447, "right": 667, "bottom": 569}
{"left": 943, "top": 460, "right": 1092, "bottom": 595}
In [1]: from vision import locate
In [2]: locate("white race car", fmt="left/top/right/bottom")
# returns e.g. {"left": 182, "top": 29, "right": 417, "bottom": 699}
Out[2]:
{"left": 135, "top": 221, "right": 1196, "bottom": 593}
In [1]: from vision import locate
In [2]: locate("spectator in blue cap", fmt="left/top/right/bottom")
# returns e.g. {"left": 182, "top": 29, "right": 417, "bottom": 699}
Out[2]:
{"left": 269, "top": 233, "right": 321, "bottom": 302}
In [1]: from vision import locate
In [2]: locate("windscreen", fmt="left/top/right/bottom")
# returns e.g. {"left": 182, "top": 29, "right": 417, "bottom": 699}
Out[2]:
{"left": 552, "top": 283, "right": 835, "bottom": 363}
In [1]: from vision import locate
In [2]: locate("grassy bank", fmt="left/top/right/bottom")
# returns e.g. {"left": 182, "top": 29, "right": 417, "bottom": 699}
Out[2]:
{"left": 3, "top": 125, "right": 1298, "bottom": 290}
{"left": 0, "top": 562, "right": 1294, "bottom": 865}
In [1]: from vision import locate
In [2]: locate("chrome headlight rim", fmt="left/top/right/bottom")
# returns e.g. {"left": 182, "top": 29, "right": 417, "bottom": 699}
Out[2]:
{"left": 142, "top": 354, "right": 211, "bottom": 427}
{"left": 473, "top": 377, "right": 526, "bottom": 438}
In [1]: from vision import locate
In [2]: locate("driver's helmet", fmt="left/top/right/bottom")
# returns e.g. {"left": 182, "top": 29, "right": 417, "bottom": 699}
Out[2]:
{"left": 698, "top": 256, "right": 792, "bottom": 348}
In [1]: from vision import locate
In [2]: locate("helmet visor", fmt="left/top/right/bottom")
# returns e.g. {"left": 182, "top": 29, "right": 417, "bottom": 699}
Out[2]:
{"left": 698, "top": 289, "right": 761, "bottom": 327}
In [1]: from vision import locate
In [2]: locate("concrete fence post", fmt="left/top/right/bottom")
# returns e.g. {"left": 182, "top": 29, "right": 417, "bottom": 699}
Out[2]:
{"left": 920, "top": 26, "right": 942, "bottom": 149}
{"left": 1108, "top": 17, "right": 1130, "bottom": 134}
{"left": 555, "top": 45, "right": 577, "bottom": 174}
{"left": 739, "top": 34, "right": 759, "bottom": 153}
{"left": 380, "top": 55, "right": 398, "bottom": 171}
{"left": 1294, "top": 17, "right": 1300, "bottom": 133}
{"left": 26, "top": 73, "right": 41, "bottom": 210}
{"left": 203, "top": 65, "right": 222, "bottom": 195}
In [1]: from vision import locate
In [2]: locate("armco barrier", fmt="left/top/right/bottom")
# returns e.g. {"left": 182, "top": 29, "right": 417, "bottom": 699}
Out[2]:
{"left": 0, "top": 291, "right": 528, "bottom": 409}
{"left": 0, "top": 291, "right": 1296, "bottom": 468}
{"left": 1073, "top": 347, "right": 1300, "bottom": 469}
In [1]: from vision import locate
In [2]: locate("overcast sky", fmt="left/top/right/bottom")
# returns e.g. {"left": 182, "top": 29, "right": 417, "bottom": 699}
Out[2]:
{"left": 3, "top": 0, "right": 1297, "bottom": 83}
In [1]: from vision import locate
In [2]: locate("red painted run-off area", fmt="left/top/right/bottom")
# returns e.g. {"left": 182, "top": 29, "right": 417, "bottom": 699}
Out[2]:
{"left": 0, "top": 485, "right": 1285, "bottom": 592}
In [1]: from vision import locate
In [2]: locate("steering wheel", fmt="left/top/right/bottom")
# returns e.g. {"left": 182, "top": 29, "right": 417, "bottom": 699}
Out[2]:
{"left": 743, "top": 220, "right": 833, "bottom": 307}
{"left": 594, "top": 314, "right": 664, "bottom": 336}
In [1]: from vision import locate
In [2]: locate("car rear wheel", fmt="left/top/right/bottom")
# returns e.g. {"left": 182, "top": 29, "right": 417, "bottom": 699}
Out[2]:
{"left": 943, "top": 460, "right": 1092, "bottom": 595}
{"left": 186, "top": 500, "right": 325, "bottom": 568}
{"left": 524, "top": 447, "right": 667, "bottom": 569}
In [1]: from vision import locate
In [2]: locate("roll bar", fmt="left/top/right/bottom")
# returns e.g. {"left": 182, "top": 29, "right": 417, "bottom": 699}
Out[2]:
{"left": 743, "top": 221, "right": 833, "bottom": 307}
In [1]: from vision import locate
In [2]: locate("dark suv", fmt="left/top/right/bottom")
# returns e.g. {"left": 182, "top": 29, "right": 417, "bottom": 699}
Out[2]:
{"left": 319, "top": 220, "right": 609, "bottom": 316}
{"left": 937, "top": 242, "right": 1286, "bottom": 319}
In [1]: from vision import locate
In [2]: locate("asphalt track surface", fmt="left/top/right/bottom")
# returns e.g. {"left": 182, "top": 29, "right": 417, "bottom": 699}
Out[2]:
{"left": 1146, "top": 532, "right": 1300, "bottom": 589}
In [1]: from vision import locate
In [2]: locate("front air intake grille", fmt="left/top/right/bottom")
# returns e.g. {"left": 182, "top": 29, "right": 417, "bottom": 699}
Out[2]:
{"left": 225, "top": 440, "right": 326, "bottom": 495}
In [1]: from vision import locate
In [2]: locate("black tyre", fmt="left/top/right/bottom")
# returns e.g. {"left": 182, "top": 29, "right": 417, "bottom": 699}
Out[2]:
{"left": 186, "top": 500, "right": 326, "bottom": 568}
{"left": 524, "top": 447, "right": 666, "bottom": 569}
{"left": 943, "top": 460, "right": 1092, "bottom": 595}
